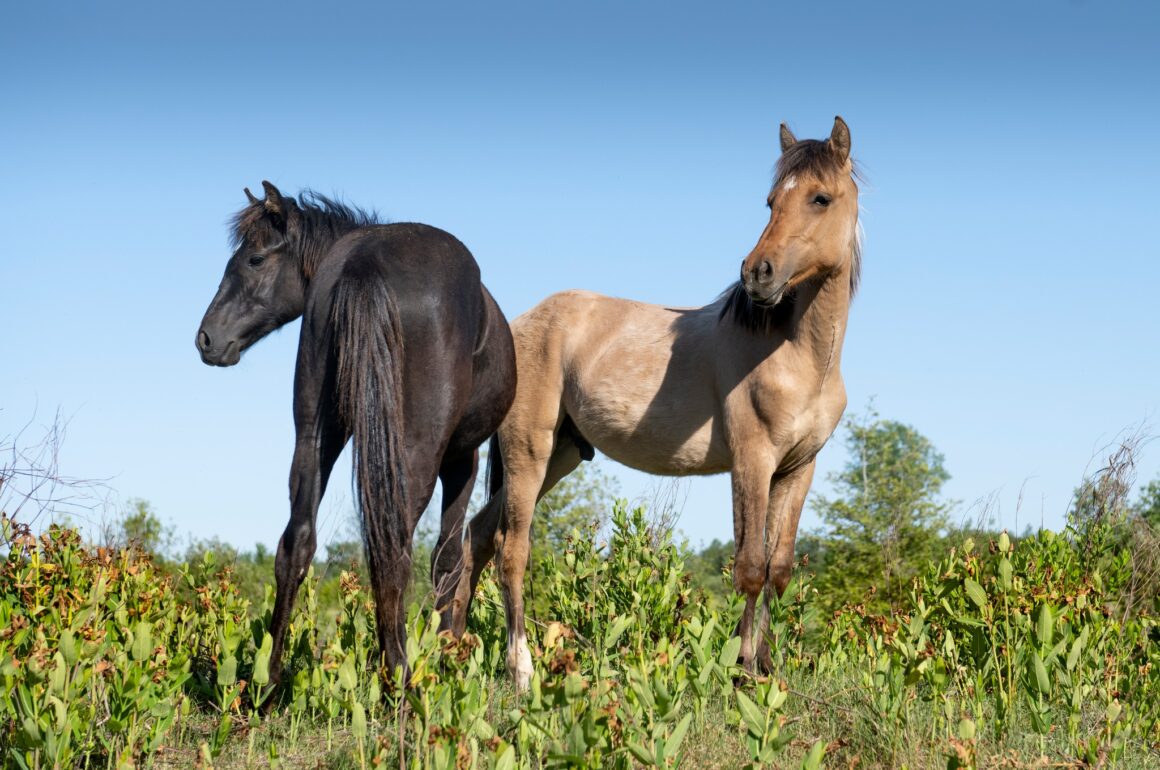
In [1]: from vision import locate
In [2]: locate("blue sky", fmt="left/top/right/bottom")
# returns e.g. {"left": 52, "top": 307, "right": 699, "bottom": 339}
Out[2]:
{"left": 3, "top": 1, "right": 1158, "bottom": 552}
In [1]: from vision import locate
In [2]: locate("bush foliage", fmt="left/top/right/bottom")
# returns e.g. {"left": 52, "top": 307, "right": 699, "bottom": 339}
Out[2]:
{"left": 2, "top": 496, "right": 1157, "bottom": 769}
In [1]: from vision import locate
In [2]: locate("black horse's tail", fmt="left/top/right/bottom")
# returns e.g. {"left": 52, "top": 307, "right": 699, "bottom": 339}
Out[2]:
{"left": 332, "top": 271, "right": 410, "bottom": 570}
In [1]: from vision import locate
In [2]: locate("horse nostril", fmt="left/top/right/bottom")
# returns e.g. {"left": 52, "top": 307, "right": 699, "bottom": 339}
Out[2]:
{"left": 197, "top": 329, "right": 212, "bottom": 352}
{"left": 759, "top": 261, "right": 773, "bottom": 281}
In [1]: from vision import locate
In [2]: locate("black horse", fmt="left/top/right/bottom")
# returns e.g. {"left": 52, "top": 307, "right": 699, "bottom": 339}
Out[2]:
{"left": 196, "top": 181, "right": 516, "bottom": 684}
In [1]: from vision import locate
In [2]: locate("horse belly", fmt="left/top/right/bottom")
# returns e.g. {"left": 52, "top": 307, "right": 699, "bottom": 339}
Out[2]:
{"left": 568, "top": 390, "right": 731, "bottom": 476}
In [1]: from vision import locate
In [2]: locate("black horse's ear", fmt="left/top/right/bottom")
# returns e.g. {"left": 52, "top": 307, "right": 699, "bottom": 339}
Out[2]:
{"left": 261, "top": 180, "right": 285, "bottom": 218}
{"left": 829, "top": 116, "right": 851, "bottom": 163}
{"left": 779, "top": 123, "right": 797, "bottom": 153}
{"left": 244, "top": 187, "right": 259, "bottom": 205}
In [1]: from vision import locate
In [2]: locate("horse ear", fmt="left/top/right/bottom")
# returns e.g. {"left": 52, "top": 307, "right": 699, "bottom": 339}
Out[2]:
{"left": 779, "top": 123, "right": 797, "bottom": 153}
{"left": 829, "top": 116, "right": 851, "bottom": 162}
{"left": 244, "top": 188, "right": 259, "bottom": 205}
{"left": 261, "top": 180, "right": 285, "bottom": 217}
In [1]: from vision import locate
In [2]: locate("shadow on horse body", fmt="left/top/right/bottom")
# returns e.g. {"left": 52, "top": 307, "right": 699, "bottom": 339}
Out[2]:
{"left": 196, "top": 182, "right": 515, "bottom": 687}
{"left": 455, "top": 117, "right": 862, "bottom": 688}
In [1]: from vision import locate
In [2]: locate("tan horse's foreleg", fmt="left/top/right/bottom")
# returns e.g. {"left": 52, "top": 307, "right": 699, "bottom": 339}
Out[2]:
{"left": 755, "top": 459, "right": 815, "bottom": 673}
{"left": 731, "top": 456, "right": 776, "bottom": 672}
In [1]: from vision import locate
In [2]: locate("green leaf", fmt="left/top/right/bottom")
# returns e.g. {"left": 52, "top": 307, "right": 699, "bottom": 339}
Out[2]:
{"left": 627, "top": 739, "right": 655, "bottom": 765}
{"left": 801, "top": 740, "right": 826, "bottom": 770}
{"left": 131, "top": 621, "right": 153, "bottom": 662}
{"left": 1067, "top": 626, "right": 1089, "bottom": 672}
{"left": 217, "top": 656, "right": 237, "bottom": 689}
{"left": 735, "top": 690, "right": 766, "bottom": 736}
{"left": 59, "top": 629, "right": 78, "bottom": 667}
{"left": 251, "top": 633, "right": 273, "bottom": 687}
{"left": 1031, "top": 651, "right": 1051, "bottom": 696}
{"left": 1036, "top": 604, "right": 1054, "bottom": 648}
{"left": 668, "top": 713, "right": 693, "bottom": 758}
{"left": 963, "top": 578, "right": 987, "bottom": 610}
{"left": 719, "top": 636, "right": 742, "bottom": 668}
{"left": 494, "top": 745, "right": 515, "bottom": 770}
{"left": 998, "top": 557, "right": 1013, "bottom": 592}
{"left": 604, "top": 615, "right": 634, "bottom": 650}
{"left": 350, "top": 702, "right": 366, "bottom": 739}
{"left": 338, "top": 651, "right": 357, "bottom": 692}
{"left": 957, "top": 718, "right": 976, "bottom": 741}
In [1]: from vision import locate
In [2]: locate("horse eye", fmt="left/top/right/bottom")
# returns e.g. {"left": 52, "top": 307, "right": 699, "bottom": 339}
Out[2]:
{"left": 247, "top": 254, "right": 266, "bottom": 267}
{"left": 813, "top": 194, "right": 832, "bottom": 207}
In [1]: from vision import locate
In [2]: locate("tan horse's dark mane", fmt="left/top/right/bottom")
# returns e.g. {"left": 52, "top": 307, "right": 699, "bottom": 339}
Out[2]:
{"left": 718, "top": 282, "right": 797, "bottom": 333}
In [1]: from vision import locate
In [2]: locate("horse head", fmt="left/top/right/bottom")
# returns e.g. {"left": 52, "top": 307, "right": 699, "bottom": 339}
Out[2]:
{"left": 741, "top": 117, "right": 860, "bottom": 307}
{"left": 196, "top": 181, "right": 308, "bottom": 366}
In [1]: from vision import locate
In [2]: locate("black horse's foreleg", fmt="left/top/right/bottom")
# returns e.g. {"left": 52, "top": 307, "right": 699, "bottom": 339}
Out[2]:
{"left": 265, "top": 415, "right": 347, "bottom": 697}
{"left": 432, "top": 451, "right": 478, "bottom": 631}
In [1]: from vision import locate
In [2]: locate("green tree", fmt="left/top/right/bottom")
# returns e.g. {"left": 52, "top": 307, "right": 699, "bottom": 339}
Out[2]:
{"left": 1134, "top": 476, "right": 1160, "bottom": 527}
{"left": 107, "top": 498, "right": 176, "bottom": 558}
{"left": 685, "top": 537, "right": 734, "bottom": 598}
{"left": 811, "top": 410, "right": 952, "bottom": 611}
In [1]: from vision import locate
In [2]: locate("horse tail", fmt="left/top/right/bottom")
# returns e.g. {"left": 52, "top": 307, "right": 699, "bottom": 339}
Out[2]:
{"left": 484, "top": 434, "right": 504, "bottom": 501}
{"left": 332, "top": 270, "right": 410, "bottom": 572}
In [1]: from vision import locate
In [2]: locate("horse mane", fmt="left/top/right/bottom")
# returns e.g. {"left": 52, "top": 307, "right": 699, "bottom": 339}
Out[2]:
{"left": 229, "top": 190, "right": 381, "bottom": 276}
{"left": 717, "top": 282, "right": 798, "bottom": 333}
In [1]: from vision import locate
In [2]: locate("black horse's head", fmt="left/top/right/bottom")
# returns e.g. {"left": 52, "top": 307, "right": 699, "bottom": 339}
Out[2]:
{"left": 196, "top": 182, "right": 308, "bottom": 366}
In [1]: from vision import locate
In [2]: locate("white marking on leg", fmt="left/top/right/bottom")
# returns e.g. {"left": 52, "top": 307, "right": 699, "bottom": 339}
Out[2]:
{"left": 507, "top": 630, "right": 533, "bottom": 691}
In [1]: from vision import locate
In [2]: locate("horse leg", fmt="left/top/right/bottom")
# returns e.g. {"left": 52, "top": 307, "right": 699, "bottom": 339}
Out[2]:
{"left": 267, "top": 398, "right": 347, "bottom": 696}
{"left": 452, "top": 486, "right": 502, "bottom": 636}
{"left": 731, "top": 456, "right": 776, "bottom": 673}
{"left": 432, "top": 451, "right": 478, "bottom": 632}
{"left": 754, "top": 459, "right": 815, "bottom": 673}
{"left": 497, "top": 431, "right": 565, "bottom": 690}
{"left": 454, "top": 437, "right": 581, "bottom": 637}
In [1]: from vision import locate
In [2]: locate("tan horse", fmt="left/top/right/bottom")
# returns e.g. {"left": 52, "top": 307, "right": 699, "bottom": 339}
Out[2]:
{"left": 454, "top": 117, "right": 862, "bottom": 687}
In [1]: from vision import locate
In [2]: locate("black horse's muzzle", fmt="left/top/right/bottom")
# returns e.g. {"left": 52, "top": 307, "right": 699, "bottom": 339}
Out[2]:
{"left": 196, "top": 327, "right": 241, "bottom": 367}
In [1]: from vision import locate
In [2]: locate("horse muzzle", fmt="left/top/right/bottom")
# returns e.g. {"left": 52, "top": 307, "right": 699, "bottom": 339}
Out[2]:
{"left": 741, "top": 257, "right": 789, "bottom": 307}
{"left": 196, "top": 328, "right": 242, "bottom": 367}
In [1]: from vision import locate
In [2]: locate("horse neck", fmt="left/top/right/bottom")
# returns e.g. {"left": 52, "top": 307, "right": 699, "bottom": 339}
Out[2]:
{"left": 787, "top": 264, "right": 852, "bottom": 378}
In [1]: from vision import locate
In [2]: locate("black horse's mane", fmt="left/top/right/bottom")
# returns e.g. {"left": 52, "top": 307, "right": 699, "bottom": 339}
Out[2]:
{"left": 229, "top": 190, "right": 381, "bottom": 250}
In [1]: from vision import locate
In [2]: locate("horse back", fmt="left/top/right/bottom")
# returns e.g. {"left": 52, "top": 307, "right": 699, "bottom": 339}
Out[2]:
{"left": 305, "top": 222, "right": 511, "bottom": 458}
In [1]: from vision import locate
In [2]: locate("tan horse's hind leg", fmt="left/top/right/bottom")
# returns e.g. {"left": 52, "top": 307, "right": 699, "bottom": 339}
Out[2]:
{"left": 491, "top": 426, "right": 584, "bottom": 691}
{"left": 452, "top": 435, "right": 584, "bottom": 640}
{"left": 755, "top": 459, "right": 815, "bottom": 673}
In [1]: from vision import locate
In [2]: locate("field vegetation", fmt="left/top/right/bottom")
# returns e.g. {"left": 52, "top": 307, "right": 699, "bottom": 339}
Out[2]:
{"left": 1, "top": 414, "right": 1157, "bottom": 769}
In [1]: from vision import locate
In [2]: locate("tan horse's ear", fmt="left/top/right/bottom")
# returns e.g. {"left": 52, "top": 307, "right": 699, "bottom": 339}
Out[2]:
{"left": 779, "top": 123, "right": 797, "bottom": 153}
{"left": 244, "top": 188, "right": 259, "bottom": 205}
{"left": 830, "top": 116, "right": 851, "bottom": 162}
{"left": 261, "top": 180, "right": 285, "bottom": 217}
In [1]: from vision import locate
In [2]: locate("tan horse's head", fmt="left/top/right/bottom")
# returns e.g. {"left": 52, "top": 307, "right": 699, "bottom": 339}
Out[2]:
{"left": 741, "top": 116, "right": 860, "bottom": 306}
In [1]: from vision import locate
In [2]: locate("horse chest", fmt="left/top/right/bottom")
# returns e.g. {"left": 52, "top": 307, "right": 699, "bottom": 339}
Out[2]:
{"left": 730, "top": 376, "right": 845, "bottom": 470}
